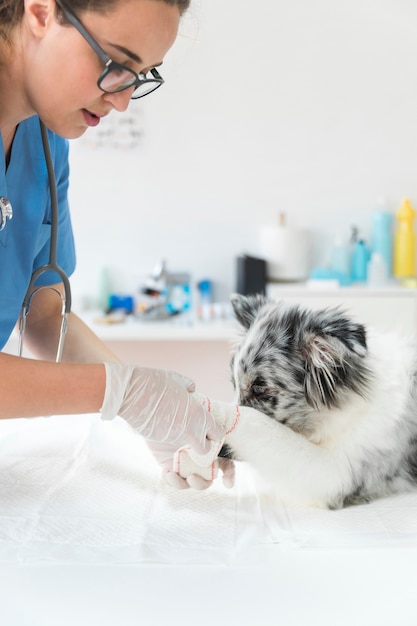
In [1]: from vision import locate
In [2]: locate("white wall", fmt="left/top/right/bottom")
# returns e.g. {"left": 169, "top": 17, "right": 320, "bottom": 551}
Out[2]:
{"left": 68, "top": 0, "right": 417, "bottom": 307}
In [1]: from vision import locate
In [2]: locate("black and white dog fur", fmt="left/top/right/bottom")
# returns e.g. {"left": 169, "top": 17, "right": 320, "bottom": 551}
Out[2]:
{"left": 222, "top": 293, "right": 417, "bottom": 509}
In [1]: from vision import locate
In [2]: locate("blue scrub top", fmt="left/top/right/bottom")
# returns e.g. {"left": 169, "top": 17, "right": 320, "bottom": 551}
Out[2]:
{"left": 0, "top": 115, "right": 76, "bottom": 350}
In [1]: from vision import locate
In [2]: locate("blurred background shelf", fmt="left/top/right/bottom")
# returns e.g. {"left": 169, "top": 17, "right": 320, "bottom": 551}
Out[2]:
{"left": 5, "top": 284, "right": 417, "bottom": 401}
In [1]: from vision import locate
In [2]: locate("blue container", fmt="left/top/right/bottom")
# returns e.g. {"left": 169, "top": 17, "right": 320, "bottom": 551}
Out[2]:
{"left": 108, "top": 294, "right": 135, "bottom": 313}
{"left": 351, "top": 240, "right": 369, "bottom": 283}
{"left": 197, "top": 279, "right": 213, "bottom": 304}
{"left": 371, "top": 210, "right": 392, "bottom": 277}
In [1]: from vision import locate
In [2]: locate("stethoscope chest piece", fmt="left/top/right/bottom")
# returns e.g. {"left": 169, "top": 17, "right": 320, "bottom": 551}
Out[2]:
{"left": 0, "top": 196, "right": 13, "bottom": 231}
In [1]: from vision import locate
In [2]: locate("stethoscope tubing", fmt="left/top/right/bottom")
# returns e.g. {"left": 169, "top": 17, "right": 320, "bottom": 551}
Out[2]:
{"left": 18, "top": 120, "right": 72, "bottom": 362}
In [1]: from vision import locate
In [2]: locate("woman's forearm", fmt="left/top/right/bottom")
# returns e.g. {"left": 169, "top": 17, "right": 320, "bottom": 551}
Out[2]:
{"left": 0, "top": 353, "right": 106, "bottom": 419}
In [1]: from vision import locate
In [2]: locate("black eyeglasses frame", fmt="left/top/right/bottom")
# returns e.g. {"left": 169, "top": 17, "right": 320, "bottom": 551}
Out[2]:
{"left": 55, "top": 0, "right": 164, "bottom": 99}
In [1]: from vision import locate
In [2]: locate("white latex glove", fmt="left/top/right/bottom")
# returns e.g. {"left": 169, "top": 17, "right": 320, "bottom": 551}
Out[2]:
{"left": 144, "top": 374, "right": 214, "bottom": 490}
{"left": 100, "top": 363, "right": 224, "bottom": 456}
{"left": 145, "top": 380, "right": 236, "bottom": 490}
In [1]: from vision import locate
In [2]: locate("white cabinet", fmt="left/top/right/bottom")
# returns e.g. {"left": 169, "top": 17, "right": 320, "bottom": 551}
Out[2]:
{"left": 266, "top": 283, "right": 417, "bottom": 336}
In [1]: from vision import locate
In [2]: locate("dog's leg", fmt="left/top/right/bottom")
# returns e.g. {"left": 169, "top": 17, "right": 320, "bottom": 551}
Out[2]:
{"left": 225, "top": 404, "right": 352, "bottom": 508}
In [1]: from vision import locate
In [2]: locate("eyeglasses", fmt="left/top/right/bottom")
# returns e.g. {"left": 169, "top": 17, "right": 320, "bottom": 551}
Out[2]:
{"left": 55, "top": 0, "right": 164, "bottom": 99}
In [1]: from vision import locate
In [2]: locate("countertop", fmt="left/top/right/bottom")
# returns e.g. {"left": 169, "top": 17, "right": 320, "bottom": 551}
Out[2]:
{"left": 80, "top": 311, "right": 239, "bottom": 341}
{"left": 79, "top": 282, "right": 417, "bottom": 342}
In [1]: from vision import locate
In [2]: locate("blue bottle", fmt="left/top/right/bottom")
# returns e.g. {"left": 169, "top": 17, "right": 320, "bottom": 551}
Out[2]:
{"left": 351, "top": 239, "right": 369, "bottom": 283}
{"left": 371, "top": 210, "right": 392, "bottom": 277}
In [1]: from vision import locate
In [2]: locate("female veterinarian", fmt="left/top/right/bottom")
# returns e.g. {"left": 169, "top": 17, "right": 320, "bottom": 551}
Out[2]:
{"left": 0, "top": 0, "right": 225, "bottom": 486}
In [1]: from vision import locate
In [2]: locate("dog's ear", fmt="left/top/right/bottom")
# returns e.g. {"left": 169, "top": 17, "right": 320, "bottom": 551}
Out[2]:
{"left": 230, "top": 293, "right": 267, "bottom": 329}
{"left": 318, "top": 310, "right": 368, "bottom": 356}
{"left": 301, "top": 314, "right": 369, "bottom": 411}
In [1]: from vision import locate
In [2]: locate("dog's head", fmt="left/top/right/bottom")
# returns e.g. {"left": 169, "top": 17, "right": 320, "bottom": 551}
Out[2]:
{"left": 230, "top": 294, "right": 372, "bottom": 434}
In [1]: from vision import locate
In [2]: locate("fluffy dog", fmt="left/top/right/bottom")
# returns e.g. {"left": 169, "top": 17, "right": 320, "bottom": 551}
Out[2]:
{"left": 221, "top": 293, "right": 417, "bottom": 509}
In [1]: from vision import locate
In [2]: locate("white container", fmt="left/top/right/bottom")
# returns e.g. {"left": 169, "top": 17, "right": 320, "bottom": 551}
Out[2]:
{"left": 367, "top": 251, "right": 388, "bottom": 287}
{"left": 259, "top": 223, "right": 312, "bottom": 282}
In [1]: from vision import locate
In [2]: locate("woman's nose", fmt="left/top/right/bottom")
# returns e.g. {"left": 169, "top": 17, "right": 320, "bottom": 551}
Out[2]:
{"left": 102, "top": 88, "right": 133, "bottom": 112}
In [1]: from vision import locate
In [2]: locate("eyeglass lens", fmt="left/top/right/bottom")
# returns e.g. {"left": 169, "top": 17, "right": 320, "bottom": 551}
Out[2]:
{"left": 99, "top": 67, "right": 162, "bottom": 99}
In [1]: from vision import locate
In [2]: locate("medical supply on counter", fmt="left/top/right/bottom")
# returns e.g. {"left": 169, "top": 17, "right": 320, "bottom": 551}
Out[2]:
{"left": 107, "top": 294, "right": 135, "bottom": 314}
{"left": 330, "top": 232, "right": 351, "bottom": 277}
{"left": 196, "top": 279, "right": 213, "bottom": 322}
{"left": 308, "top": 267, "right": 352, "bottom": 287}
{"left": 138, "top": 260, "right": 191, "bottom": 320}
{"left": 195, "top": 301, "right": 233, "bottom": 322}
{"left": 351, "top": 228, "right": 369, "bottom": 283}
{"left": 258, "top": 212, "right": 311, "bottom": 282}
{"left": 371, "top": 209, "right": 392, "bottom": 277}
{"left": 351, "top": 240, "right": 368, "bottom": 282}
{"left": 197, "top": 279, "right": 212, "bottom": 304}
{"left": 393, "top": 198, "right": 416, "bottom": 278}
{"left": 18, "top": 120, "right": 72, "bottom": 362}
{"left": 165, "top": 273, "right": 191, "bottom": 315}
{"left": 367, "top": 251, "right": 388, "bottom": 287}
{"left": 97, "top": 267, "right": 112, "bottom": 312}
{"left": 236, "top": 254, "right": 266, "bottom": 296}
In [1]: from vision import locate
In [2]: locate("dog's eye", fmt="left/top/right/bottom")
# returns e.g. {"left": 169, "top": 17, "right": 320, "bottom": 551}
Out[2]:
{"left": 252, "top": 385, "right": 267, "bottom": 397}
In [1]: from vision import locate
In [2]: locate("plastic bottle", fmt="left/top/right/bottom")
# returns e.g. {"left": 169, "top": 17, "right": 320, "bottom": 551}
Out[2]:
{"left": 367, "top": 251, "right": 388, "bottom": 287}
{"left": 196, "top": 279, "right": 213, "bottom": 322}
{"left": 371, "top": 209, "right": 392, "bottom": 277}
{"left": 393, "top": 198, "right": 416, "bottom": 278}
{"left": 97, "top": 266, "right": 112, "bottom": 312}
{"left": 351, "top": 239, "right": 368, "bottom": 282}
{"left": 330, "top": 232, "right": 351, "bottom": 277}
{"left": 350, "top": 226, "right": 369, "bottom": 283}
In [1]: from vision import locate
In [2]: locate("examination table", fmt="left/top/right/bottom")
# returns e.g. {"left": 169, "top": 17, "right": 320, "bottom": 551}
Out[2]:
{"left": 0, "top": 414, "right": 416, "bottom": 626}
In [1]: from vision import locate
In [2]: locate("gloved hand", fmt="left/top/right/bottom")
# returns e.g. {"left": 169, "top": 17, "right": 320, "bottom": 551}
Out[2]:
{"left": 143, "top": 373, "right": 216, "bottom": 490}
{"left": 144, "top": 382, "right": 236, "bottom": 490}
{"left": 100, "top": 363, "right": 224, "bottom": 456}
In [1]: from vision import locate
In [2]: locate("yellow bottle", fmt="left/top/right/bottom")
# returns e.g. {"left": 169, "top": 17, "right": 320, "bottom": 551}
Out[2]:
{"left": 393, "top": 198, "right": 416, "bottom": 278}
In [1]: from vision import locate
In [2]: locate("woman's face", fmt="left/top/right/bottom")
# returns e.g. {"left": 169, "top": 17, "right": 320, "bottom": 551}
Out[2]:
{"left": 23, "top": 0, "right": 180, "bottom": 138}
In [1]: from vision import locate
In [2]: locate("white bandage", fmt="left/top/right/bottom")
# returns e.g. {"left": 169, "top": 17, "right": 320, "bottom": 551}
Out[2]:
{"left": 173, "top": 396, "right": 240, "bottom": 481}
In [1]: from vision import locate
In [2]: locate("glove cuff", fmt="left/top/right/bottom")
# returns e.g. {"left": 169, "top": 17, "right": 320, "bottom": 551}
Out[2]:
{"left": 100, "top": 362, "right": 134, "bottom": 421}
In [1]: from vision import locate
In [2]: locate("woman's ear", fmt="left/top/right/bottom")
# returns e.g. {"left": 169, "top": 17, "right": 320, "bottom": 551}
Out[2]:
{"left": 24, "top": 0, "right": 56, "bottom": 37}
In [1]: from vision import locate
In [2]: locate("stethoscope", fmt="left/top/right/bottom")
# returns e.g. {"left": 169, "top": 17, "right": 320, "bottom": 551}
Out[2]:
{"left": 0, "top": 119, "right": 72, "bottom": 362}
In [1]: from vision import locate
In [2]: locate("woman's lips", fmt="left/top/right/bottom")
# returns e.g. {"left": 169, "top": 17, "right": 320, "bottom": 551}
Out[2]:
{"left": 82, "top": 109, "right": 102, "bottom": 127}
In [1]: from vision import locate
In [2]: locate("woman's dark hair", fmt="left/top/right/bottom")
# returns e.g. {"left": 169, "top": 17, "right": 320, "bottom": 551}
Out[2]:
{"left": 62, "top": 0, "right": 190, "bottom": 15}
{"left": 0, "top": 0, "right": 190, "bottom": 42}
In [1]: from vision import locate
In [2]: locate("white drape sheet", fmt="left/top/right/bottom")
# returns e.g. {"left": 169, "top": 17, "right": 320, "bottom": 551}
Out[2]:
{"left": 0, "top": 414, "right": 416, "bottom": 565}
{"left": 0, "top": 415, "right": 272, "bottom": 564}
